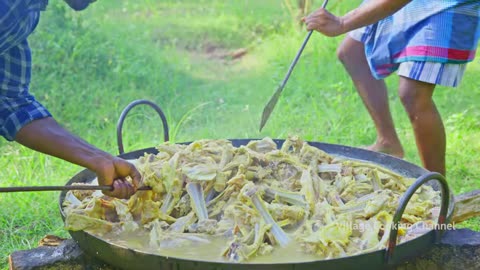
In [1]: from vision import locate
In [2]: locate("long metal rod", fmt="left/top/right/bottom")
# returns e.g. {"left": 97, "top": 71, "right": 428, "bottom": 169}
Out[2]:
{"left": 259, "top": 0, "right": 328, "bottom": 131}
{"left": 0, "top": 185, "right": 152, "bottom": 193}
{"left": 281, "top": 29, "right": 314, "bottom": 90}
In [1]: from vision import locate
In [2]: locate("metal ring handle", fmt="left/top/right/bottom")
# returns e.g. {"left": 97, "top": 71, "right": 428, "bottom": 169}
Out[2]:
{"left": 385, "top": 172, "right": 450, "bottom": 265}
{"left": 116, "top": 99, "right": 169, "bottom": 155}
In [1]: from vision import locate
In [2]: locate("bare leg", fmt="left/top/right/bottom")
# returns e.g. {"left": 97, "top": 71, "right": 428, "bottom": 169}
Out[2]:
{"left": 337, "top": 37, "right": 404, "bottom": 158}
{"left": 398, "top": 76, "right": 445, "bottom": 175}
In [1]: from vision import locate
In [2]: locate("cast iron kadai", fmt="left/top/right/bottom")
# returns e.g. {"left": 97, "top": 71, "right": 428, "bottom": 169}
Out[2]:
{"left": 59, "top": 99, "right": 454, "bottom": 270}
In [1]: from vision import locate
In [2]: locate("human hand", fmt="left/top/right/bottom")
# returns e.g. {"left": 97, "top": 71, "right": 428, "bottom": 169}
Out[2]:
{"left": 15, "top": 117, "right": 141, "bottom": 199}
{"left": 303, "top": 8, "right": 346, "bottom": 37}
{"left": 93, "top": 157, "right": 142, "bottom": 199}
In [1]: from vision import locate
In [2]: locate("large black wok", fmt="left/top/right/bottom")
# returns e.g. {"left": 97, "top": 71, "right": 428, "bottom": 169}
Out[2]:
{"left": 58, "top": 100, "right": 453, "bottom": 270}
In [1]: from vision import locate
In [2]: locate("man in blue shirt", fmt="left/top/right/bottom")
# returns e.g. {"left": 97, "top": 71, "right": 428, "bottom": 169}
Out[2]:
{"left": 0, "top": 0, "right": 140, "bottom": 199}
{"left": 304, "top": 0, "right": 480, "bottom": 176}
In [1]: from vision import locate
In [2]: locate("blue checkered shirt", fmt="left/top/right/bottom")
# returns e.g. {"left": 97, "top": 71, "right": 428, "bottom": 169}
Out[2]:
{"left": 0, "top": 0, "right": 51, "bottom": 141}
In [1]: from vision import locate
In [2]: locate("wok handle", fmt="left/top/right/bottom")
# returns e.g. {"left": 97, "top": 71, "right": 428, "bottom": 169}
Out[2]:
{"left": 116, "top": 99, "right": 169, "bottom": 155}
{"left": 385, "top": 172, "right": 451, "bottom": 265}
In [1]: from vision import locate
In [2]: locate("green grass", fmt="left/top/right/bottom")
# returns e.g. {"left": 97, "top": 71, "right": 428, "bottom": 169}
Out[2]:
{"left": 1, "top": 0, "right": 480, "bottom": 268}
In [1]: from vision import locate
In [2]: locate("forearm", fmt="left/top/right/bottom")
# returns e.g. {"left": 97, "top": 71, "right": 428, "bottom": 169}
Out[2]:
{"left": 15, "top": 117, "right": 112, "bottom": 172}
{"left": 342, "top": 0, "right": 412, "bottom": 32}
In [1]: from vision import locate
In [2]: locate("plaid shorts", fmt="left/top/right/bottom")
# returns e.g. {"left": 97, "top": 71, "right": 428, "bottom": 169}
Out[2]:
{"left": 349, "top": 28, "right": 467, "bottom": 87}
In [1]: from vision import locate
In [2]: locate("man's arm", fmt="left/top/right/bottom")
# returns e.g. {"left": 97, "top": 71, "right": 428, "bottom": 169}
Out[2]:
{"left": 304, "top": 0, "right": 412, "bottom": 37}
{"left": 15, "top": 117, "right": 141, "bottom": 199}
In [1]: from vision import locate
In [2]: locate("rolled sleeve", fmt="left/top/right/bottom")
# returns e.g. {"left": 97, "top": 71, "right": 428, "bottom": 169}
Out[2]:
{"left": 1, "top": 38, "right": 52, "bottom": 141}
{"left": 1, "top": 97, "right": 51, "bottom": 141}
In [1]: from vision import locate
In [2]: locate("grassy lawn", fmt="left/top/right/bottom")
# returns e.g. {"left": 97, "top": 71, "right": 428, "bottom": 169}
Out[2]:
{"left": 1, "top": 0, "right": 479, "bottom": 268}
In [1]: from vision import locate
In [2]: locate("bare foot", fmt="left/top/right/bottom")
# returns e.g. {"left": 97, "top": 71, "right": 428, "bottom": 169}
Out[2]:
{"left": 364, "top": 142, "right": 404, "bottom": 159}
